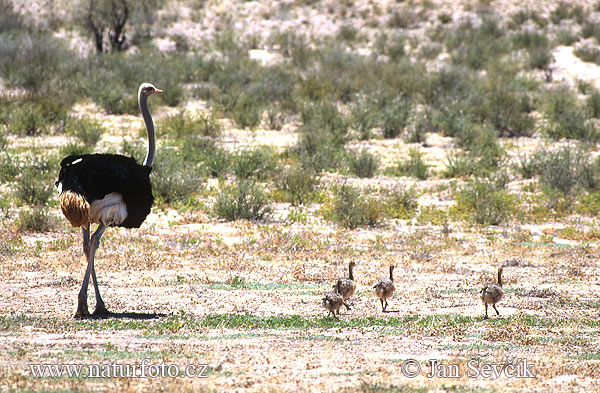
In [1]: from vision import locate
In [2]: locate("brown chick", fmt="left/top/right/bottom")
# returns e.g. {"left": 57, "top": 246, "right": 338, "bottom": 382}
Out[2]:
{"left": 480, "top": 267, "right": 504, "bottom": 319}
{"left": 374, "top": 265, "right": 395, "bottom": 312}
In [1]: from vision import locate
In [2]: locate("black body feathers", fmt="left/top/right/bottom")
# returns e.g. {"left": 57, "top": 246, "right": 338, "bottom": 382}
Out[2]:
{"left": 56, "top": 154, "right": 153, "bottom": 228}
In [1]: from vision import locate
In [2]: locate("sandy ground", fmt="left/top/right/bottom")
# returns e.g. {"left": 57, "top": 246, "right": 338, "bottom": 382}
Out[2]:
{"left": 3, "top": 0, "right": 600, "bottom": 392}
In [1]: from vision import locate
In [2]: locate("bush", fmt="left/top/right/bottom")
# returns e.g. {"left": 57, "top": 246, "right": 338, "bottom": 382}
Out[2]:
{"left": 381, "top": 96, "right": 411, "bottom": 139}
{"left": 514, "top": 155, "right": 537, "bottom": 179}
{"left": 232, "top": 147, "right": 280, "bottom": 181}
{"left": 151, "top": 147, "right": 206, "bottom": 203}
{"left": 347, "top": 149, "right": 380, "bottom": 178}
{"left": 230, "top": 92, "right": 262, "bottom": 129}
{"left": 159, "top": 111, "right": 222, "bottom": 139}
{"left": 60, "top": 141, "right": 93, "bottom": 157}
{"left": 64, "top": 116, "right": 104, "bottom": 147}
{"left": 588, "top": 89, "right": 600, "bottom": 118}
{"left": 276, "top": 166, "right": 319, "bottom": 206}
{"left": 383, "top": 187, "right": 418, "bottom": 219}
{"left": 213, "top": 180, "right": 271, "bottom": 221}
{"left": 456, "top": 179, "right": 514, "bottom": 225}
{"left": 446, "top": 17, "right": 509, "bottom": 70}
{"left": 6, "top": 101, "right": 52, "bottom": 136}
{"left": 532, "top": 146, "right": 600, "bottom": 194}
{"left": 0, "top": 30, "right": 77, "bottom": 94}
{"left": 202, "top": 147, "right": 232, "bottom": 178}
{"left": 0, "top": 151, "right": 19, "bottom": 183}
{"left": 15, "top": 167, "right": 53, "bottom": 206}
{"left": 396, "top": 148, "right": 429, "bottom": 180}
{"left": 326, "top": 184, "right": 385, "bottom": 229}
{"left": 17, "top": 206, "right": 54, "bottom": 232}
{"left": 541, "top": 86, "right": 598, "bottom": 141}
{"left": 294, "top": 102, "right": 348, "bottom": 173}
{"left": 574, "top": 45, "right": 600, "bottom": 65}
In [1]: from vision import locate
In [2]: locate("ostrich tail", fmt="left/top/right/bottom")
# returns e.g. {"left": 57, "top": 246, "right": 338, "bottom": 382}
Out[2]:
{"left": 59, "top": 191, "right": 90, "bottom": 227}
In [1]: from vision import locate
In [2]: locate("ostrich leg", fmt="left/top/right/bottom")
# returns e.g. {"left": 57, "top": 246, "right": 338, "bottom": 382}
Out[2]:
{"left": 75, "top": 222, "right": 108, "bottom": 318}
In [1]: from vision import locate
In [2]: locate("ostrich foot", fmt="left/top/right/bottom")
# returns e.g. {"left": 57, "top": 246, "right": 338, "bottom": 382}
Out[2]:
{"left": 75, "top": 299, "right": 90, "bottom": 319}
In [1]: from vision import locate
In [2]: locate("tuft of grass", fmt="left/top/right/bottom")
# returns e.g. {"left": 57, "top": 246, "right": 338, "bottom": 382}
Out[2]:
{"left": 15, "top": 167, "right": 53, "bottom": 206}
{"left": 532, "top": 145, "right": 600, "bottom": 194}
{"left": 213, "top": 180, "right": 271, "bottom": 221}
{"left": 383, "top": 187, "right": 419, "bottom": 219}
{"left": 275, "top": 166, "right": 320, "bottom": 206}
{"left": 324, "top": 184, "right": 385, "bottom": 229}
{"left": 159, "top": 111, "right": 222, "bottom": 139}
{"left": 17, "top": 206, "right": 55, "bottom": 232}
{"left": 455, "top": 179, "right": 515, "bottom": 225}
{"left": 64, "top": 116, "right": 105, "bottom": 147}
{"left": 231, "top": 147, "right": 280, "bottom": 181}
{"left": 541, "top": 86, "right": 598, "bottom": 141}
{"left": 151, "top": 147, "right": 206, "bottom": 204}
{"left": 347, "top": 149, "right": 380, "bottom": 178}
{"left": 574, "top": 45, "right": 600, "bottom": 65}
{"left": 395, "top": 148, "right": 429, "bottom": 180}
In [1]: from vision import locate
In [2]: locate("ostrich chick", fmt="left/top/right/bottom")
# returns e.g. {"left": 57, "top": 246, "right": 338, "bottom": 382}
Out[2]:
{"left": 481, "top": 267, "right": 504, "bottom": 319}
{"left": 334, "top": 261, "right": 356, "bottom": 311}
{"left": 322, "top": 280, "right": 348, "bottom": 319}
{"left": 374, "top": 265, "right": 395, "bottom": 312}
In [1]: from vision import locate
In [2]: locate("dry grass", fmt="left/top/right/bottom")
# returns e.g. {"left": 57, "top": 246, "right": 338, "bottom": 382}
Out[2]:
{"left": 2, "top": 0, "right": 600, "bottom": 392}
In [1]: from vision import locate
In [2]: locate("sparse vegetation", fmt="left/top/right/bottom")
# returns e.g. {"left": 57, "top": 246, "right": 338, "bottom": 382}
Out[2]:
{"left": 347, "top": 149, "right": 380, "bottom": 178}
{"left": 3, "top": 1, "right": 600, "bottom": 392}
{"left": 214, "top": 180, "right": 271, "bottom": 221}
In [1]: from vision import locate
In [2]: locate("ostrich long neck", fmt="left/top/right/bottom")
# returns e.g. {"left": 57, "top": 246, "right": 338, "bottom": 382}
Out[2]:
{"left": 389, "top": 266, "right": 394, "bottom": 282}
{"left": 498, "top": 270, "right": 503, "bottom": 287}
{"left": 139, "top": 93, "right": 155, "bottom": 168}
{"left": 348, "top": 264, "right": 354, "bottom": 281}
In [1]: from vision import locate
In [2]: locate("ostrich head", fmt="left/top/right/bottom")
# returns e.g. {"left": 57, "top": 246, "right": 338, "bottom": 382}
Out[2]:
{"left": 139, "top": 83, "right": 163, "bottom": 98}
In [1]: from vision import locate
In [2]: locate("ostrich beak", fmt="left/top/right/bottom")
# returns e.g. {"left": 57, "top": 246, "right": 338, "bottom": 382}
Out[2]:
{"left": 153, "top": 89, "right": 163, "bottom": 94}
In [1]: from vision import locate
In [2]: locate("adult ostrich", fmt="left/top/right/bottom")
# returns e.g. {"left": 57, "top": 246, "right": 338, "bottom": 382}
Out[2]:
{"left": 55, "top": 83, "right": 162, "bottom": 318}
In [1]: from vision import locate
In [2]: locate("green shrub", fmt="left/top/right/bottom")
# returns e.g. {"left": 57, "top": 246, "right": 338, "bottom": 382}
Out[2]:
{"left": 0, "top": 127, "right": 6, "bottom": 151}
{"left": 446, "top": 17, "right": 509, "bottom": 70}
{"left": 7, "top": 101, "right": 51, "bottom": 136}
{"left": 202, "top": 147, "right": 232, "bottom": 178}
{"left": 541, "top": 86, "right": 598, "bottom": 141}
{"left": 326, "top": 184, "right": 384, "bottom": 229}
{"left": 396, "top": 148, "right": 429, "bottom": 180}
{"left": 230, "top": 92, "right": 262, "bottom": 129}
{"left": 232, "top": 147, "right": 280, "bottom": 181}
{"left": 159, "top": 111, "right": 222, "bottom": 139}
{"left": 587, "top": 89, "right": 600, "bottom": 118}
{"left": 295, "top": 102, "right": 348, "bottom": 173}
{"left": 15, "top": 167, "right": 53, "bottom": 206}
{"left": 574, "top": 45, "right": 600, "bottom": 65}
{"left": 60, "top": 142, "right": 93, "bottom": 157}
{"left": 532, "top": 146, "right": 600, "bottom": 194}
{"left": 373, "top": 32, "right": 406, "bottom": 61}
{"left": 383, "top": 187, "right": 418, "bottom": 219}
{"left": 347, "top": 149, "right": 380, "bottom": 178}
{"left": 456, "top": 179, "right": 514, "bottom": 225}
{"left": 213, "top": 180, "right": 271, "bottom": 221}
{"left": 0, "top": 30, "right": 77, "bottom": 94}
{"left": 276, "top": 166, "right": 319, "bottom": 206}
{"left": 151, "top": 147, "right": 206, "bottom": 203}
{"left": 514, "top": 155, "right": 537, "bottom": 179}
{"left": 381, "top": 96, "right": 411, "bottom": 139}
{"left": 443, "top": 153, "right": 474, "bottom": 178}
{"left": 17, "top": 206, "right": 54, "bottom": 232}
{"left": 64, "top": 116, "right": 104, "bottom": 146}
{"left": 0, "top": 151, "right": 19, "bottom": 183}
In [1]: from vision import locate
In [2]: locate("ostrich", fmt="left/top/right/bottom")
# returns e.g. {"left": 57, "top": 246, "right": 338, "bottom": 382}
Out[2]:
{"left": 322, "top": 280, "right": 349, "bottom": 319}
{"left": 333, "top": 261, "right": 356, "bottom": 313}
{"left": 374, "top": 265, "right": 395, "bottom": 312}
{"left": 480, "top": 267, "right": 504, "bottom": 319}
{"left": 55, "top": 83, "right": 162, "bottom": 318}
